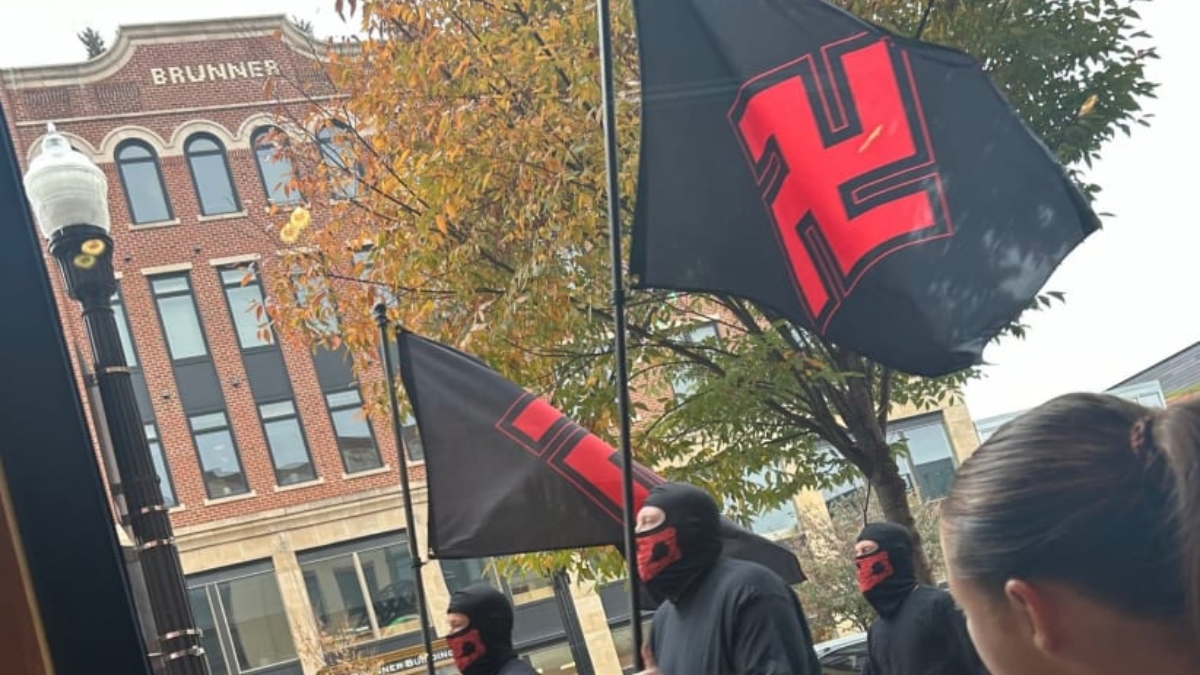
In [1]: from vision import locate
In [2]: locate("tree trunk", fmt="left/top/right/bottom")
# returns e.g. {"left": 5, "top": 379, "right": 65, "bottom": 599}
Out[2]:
{"left": 869, "top": 455, "right": 934, "bottom": 584}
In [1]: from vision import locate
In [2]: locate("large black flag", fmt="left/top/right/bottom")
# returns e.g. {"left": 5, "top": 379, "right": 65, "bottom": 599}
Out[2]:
{"left": 630, "top": 0, "right": 1099, "bottom": 377}
{"left": 397, "top": 332, "right": 805, "bottom": 585}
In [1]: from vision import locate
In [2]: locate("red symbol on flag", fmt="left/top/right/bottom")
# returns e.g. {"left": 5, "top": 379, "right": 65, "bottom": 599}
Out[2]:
{"left": 729, "top": 33, "right": 953, "bottom": 331}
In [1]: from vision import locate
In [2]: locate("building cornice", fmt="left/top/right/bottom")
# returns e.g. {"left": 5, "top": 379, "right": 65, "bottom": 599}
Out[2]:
{"left": 2, "top": 15, "right": 329, "bottom": 90}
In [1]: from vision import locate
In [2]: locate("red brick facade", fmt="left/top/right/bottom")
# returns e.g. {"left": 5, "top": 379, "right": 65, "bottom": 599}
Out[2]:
{"left": 1, "top": 16, "right": 419, "bottom": 530}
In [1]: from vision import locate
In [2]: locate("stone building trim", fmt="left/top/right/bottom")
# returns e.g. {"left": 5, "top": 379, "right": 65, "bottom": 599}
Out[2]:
{"left": 2, "top": 15, "right": 323, "bottom": 91}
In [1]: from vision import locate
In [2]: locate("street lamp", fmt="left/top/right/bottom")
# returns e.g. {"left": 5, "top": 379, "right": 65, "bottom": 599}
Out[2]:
{"left": 23, "top": 124, "right": 210, "bottom": 675}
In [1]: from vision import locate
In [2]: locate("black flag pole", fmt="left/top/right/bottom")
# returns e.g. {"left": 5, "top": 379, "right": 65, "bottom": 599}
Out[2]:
{"left": 374, "top": 303, "right": 438, "bottom": 675}
{"left": 593, "top": 0, "right": 644, "bottom": 669}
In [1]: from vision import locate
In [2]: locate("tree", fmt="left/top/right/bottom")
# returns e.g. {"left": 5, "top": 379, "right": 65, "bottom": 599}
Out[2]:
{"left": 262, "top": 0, "right": 1155, "bottom": 582}
{"left": 77, "top": 27, "right": 106, "bottom": 60}
{"left": 290, "top": 16, "right": 315, "bottom": 36}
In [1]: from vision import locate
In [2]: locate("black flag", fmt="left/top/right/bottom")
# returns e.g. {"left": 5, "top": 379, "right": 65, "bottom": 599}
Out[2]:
{"left": 630, "top": 0, "right": 1099, "bottom": 377}
{"left": 397, "top": 332, "right": 805, "bottom": 585}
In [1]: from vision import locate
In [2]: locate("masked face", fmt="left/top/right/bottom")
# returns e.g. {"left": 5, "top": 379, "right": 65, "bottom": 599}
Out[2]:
{"left": 636, "top": 524, "right": 683, "bottom": 582}
{"left": 447, "top": 627, "right": 487, "bottom": 672}
{"left": 855, "top": 549, "right": 895, "bottom": 592}
{"left": 855, "top": 523, "right": 917, "bottom": 618}
{"left": 634, "top": 483, "right": 722, "bottom": 603}
{"left": 445, "top": 584, "right": 515, "bottom": 675}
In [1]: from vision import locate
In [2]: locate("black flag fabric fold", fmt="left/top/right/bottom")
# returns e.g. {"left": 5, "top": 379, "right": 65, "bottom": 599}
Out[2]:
{"left": 397, "top": 332, "right": 805, "bottom": 585}
{"left": 630, "top": 0, "right": 1099, "bottom": 377}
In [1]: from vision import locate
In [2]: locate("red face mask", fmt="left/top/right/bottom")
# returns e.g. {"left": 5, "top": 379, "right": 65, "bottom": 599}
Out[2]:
{"left": 856, "top": 550, "right": 895, "bottom": 592}
{"left": 636, "top": 526, "right": 683, "bottom": 582}
{"left": 447, "top": 628, "right": 487, "bottom": 671}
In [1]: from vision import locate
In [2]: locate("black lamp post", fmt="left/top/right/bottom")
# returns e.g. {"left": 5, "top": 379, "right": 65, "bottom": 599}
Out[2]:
{"left": 23, "top": 124, "right": 210, "bottom": 675}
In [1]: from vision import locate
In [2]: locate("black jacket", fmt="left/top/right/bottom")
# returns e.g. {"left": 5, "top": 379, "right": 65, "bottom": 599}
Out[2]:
{"left": 860, "top": 585, "right": 988, "bottom": 675}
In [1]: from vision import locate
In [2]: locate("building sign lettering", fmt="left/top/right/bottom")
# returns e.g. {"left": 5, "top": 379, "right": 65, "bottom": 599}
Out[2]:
{"left": 379, "top": 648, "right": 454, "bottom": 673}
{"left": 149, "top": 60, "right": 281, "bottom": 86}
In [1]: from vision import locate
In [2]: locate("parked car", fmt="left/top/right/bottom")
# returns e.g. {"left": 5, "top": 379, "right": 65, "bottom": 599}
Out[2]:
{"left": 815, "top": 632, "right": 868, "bottom": 674}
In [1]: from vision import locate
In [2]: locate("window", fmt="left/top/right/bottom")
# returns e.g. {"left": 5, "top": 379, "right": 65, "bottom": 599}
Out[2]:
{"left": 505, "top": 567, "right": 553, "bottom": 603}
{"left": 401, "top": 411, "right": 423, "bottom": 462}
{"left": 252, "top": 127, "right": 300, "bottom": 205}
{"left": 115, "top": 290, "right": 176, "bottom": 506}
{"left": 352, "top": 248, "right": 397, "bottom": 308}
{"left": 190, "top": 411, "right": 249, "bottom": 499}
{"left": 188, "top": 562, "right": 299, "bottom": 675}
{"left": 260, "top": 400, "right": 317, "bottom": 486}
{"left": 185, "top": 134, "right": 240, "bottom": 216}
{"left": 150, "top": 275, "right": 208, "bottom": 361}
{"left": 669, "top": 322, "right": 720, "bottom": 399}
{"left": 317, "top": 123, "right": 360, "bottom": 200}
{"left": 145, "top": 424, "right": 177, "bottom": 507}
{"left": 292, "top": 269, "right": 340, "bottom": 336}
{"left": 820, "top": 414, "right": 957, "bottom": 505}
{"left": 115, "top": 140, "right": 172, "bottom": 224}
{"left": 112, "top": 292, "right": 138, "bottom": 367}
{"left": 326, "top": 388, "right": 383, "bottom": 473}
{"left": 440, "top": 559, "right": 491, "bottom": 595}
{"left": 524, "top": 642, "right": 575, "bottom": 675}
{"left": 299, "top": 532, "right": 421, "bottom": 643}
{"left": 892, "top": 417, "right": 957, "bottom": 501}
{"left": 818, "top": 636, "right": 869, "bottom": 673}
{"left": 220, "top": 267, "right": 272, "bottom": 349}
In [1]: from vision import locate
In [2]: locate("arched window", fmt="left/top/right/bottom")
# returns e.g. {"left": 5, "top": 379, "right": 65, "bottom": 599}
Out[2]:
{"left": 115, "top": 140, "right": 172, "bottom": 224}
{"left": 317, "top": 123, "right": 360, "bottom": 201}
{"left": 185, "top": 134, "right": 240, "bottom": 216}
{"left": 252, "top": 127, "right": 300, "bottom": 206}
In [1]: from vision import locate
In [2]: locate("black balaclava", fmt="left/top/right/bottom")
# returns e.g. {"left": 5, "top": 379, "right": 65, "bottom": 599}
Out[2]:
{"left": 856, "top": 522, "right": 918, "bottom": 619}
{"left": 446, "top": 583, "right": 517, "bottom": 675}
{"left": 635, "top": 483, "right": 722, "bottom": 603}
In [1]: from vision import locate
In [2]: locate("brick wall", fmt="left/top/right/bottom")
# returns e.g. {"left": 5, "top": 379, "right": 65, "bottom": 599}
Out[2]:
{"left": 3, "top": 17, "right": 418, "bottom": 531}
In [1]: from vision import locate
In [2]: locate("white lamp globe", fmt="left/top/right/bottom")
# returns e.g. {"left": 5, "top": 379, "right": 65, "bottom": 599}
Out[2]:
{"left": 22, "top": 123, "right": 110, "bottom": 240}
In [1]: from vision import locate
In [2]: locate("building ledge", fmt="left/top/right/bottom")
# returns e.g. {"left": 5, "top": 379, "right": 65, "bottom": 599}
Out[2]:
{"left": 342, "top": 465, "right": 393, "bottom": 481}
{"left": 202, "top": 490, "right": 257, "bottom": 507}
{"left": 273, "top": 478, "right": 325, "bottom": 493}
{"left": 197, "top": 210, "right": 248, "bottom": 223}
{"left": 129, "top": 218, "right": 181, "bottom": 232}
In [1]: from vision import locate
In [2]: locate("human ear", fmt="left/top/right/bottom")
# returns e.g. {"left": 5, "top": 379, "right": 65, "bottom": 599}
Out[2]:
{"left": 1004, "top": 579, "right": 1063, "bottom": 655}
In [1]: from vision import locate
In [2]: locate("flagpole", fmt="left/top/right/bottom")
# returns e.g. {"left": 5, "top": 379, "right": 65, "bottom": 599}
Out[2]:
{"left": 375, "top": 303, "right": 438, "bottom": 675}
{"left": 593, "top": 0, "right": 644, "bottom": 669}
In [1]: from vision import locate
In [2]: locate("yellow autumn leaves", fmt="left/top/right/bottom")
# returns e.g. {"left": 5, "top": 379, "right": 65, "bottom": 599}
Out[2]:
{"left": 280, "top": 206, "right": 311, "bottom": 244}
{"left": 1079, "top": 94, "right": 1099, "bottom": 118}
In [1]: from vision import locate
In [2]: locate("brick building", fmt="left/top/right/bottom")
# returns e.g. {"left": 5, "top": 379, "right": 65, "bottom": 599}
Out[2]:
{"left": 1, "top": 15, "right": 645, "bottom": 675}
{"left": 2, "top": 14, "right": 982, "bottom": 675}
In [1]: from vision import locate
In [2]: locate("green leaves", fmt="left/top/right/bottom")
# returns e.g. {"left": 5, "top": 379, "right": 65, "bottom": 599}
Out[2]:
{"left": 262, "top": 0, "right": 1155, "bottom": 586}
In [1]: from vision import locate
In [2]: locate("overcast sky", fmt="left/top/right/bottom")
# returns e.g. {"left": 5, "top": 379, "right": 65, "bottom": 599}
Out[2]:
{"left": 3, "top": 0, "right": 1195, "bottom": 421}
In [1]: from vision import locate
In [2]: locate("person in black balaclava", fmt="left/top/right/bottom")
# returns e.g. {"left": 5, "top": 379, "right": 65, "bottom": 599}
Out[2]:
{"left": 636, "top": 482, "right": 821, "bottom": 675}
{"left": 445, "top": 583, "right": 536, "bottom": 675}
{"left": 855, "top": 522, "right": 988, "bottom": 675}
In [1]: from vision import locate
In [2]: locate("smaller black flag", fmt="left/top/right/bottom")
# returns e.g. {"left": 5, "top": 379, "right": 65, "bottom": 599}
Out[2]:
{"left": 397, "top": 332, "right": 804, "bottom": 585}
{"left": 630, "top": 0, "right": 1099, "bottom": 377}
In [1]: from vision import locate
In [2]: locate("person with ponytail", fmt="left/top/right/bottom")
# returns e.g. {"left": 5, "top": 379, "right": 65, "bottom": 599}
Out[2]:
{"left": 853, "top": 522, "right": 986, "bottom": 674}
{"left": 940, "top": 393, "right": 1200, "bottom": 675}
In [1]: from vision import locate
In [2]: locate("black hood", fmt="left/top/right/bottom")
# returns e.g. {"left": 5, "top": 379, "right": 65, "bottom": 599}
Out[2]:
{"left": 446, "top": 583, "right": 516, "bottom": 675}
{"left": 636, "top": 483, "right": 723, "bottom": 603}
{"left": 856, "top": 522, "right": 918, "bottom": 618}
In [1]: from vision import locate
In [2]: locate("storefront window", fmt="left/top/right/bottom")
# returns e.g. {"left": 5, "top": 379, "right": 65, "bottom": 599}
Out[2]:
{"left": 505, "top": 567, "right": 554, "bottom": 603}
{"left": 299, "top": 532, "right": 421, "bottom": 644}
{"left": 524, "top": 642, "right": 574, "bottom": 674}
{"left": 187, "top": 561, "right": 299, "bottom": 675}
{"left": 440, "top": 558, "right": 492, "bottom": 595}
